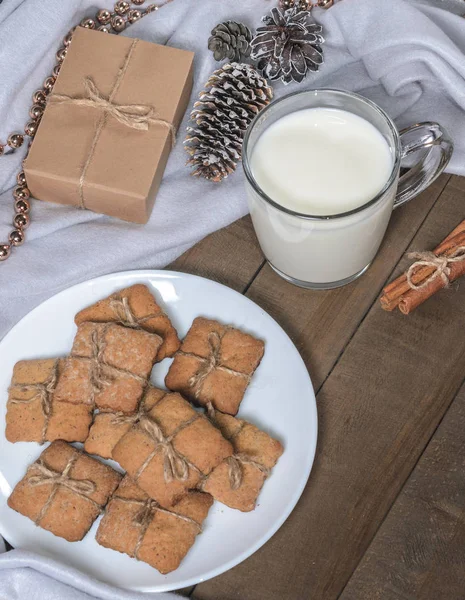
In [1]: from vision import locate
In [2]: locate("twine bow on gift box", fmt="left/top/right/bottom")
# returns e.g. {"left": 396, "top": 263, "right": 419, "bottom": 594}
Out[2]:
{"left": 47, "top": 39, "right": 176, "bottom": 210}
{"left": 50, "top": 77, "right": 176, "bottom": 135}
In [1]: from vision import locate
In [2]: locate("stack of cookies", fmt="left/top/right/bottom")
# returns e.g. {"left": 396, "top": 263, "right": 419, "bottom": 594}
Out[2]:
{"left": 5, "top": 284, "right": 284, "bottom": 574}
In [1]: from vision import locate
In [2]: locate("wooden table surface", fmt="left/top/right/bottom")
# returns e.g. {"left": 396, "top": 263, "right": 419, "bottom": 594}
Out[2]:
{"left": 168, "top": 173, "right": 465, "bottom": 600}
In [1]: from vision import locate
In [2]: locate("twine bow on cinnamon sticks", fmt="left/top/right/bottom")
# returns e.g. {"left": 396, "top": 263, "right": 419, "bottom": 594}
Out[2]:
{"left": 380, "top": 219, "right": 465, "bottom": 314}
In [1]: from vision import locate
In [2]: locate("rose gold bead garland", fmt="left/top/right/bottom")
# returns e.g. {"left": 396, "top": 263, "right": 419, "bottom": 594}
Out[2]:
{"left": 0, "top": 0, "right": 173, "bottom": 262}
{"left": 279, "top": 0, "right": 334, "bottom": 9}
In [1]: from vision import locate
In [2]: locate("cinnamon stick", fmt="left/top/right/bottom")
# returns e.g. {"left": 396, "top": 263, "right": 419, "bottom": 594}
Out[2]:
{"left": 398, "top": 255, "right": 465, "bottom": 314}
{"left": 380, "top": 230, "right": 465, "bottom": 310}
{"left": 380, "top": 219, "right": 465, "bottom": 311}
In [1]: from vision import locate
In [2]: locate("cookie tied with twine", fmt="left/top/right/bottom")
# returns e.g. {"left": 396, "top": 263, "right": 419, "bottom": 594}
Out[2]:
{"left": 112, "top": 388, "right": 233, "bottom": 509}
{"left": 6, "top": 358, "right": 93, "bottom": 444}
{"left": 74, "top": 284, "right": 181, "bottom": 362}
{"left": 96, "top": 476, "right": 213, "bottom": 575}
{"left": 7, "top": 360, "right": 59, "bottom": 444}
{"left": 54, "top": 321, "right": 161, "bottom": 414}
{"left": 114, "top": 494, "right": 203, "bottom": 563}
{"left": 8, "top": 441, "right": 122, "bottom": 542}
{"left": 181, "top": 331, "right": 252, "bottom": 400}
{"left": 202, "top": 407, "right": 284, "bottom": 512}
{"left": 165, "top": 317, "right": 265, "bottom": 415}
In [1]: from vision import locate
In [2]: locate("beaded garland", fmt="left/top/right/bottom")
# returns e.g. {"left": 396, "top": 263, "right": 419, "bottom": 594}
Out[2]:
{"left": 279, "top": 0, "right": 334, "bottom": 9}
{"left": 0, "top": 0, "right": 173, "bottom": 263}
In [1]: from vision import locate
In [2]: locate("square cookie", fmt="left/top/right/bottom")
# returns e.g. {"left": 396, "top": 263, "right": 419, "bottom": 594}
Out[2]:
{"left": 75, "top": 284, "right": 180, "bottom": 361}
{"left": 96, "top": 476, "right": 212, "bottom": 574}
{"left": 54, "top": 322, "right": 161, "bottom": 413}
{"left": 165, "top": 317, "right": 265, "bottom": 415}
{"left": 84, "top": 387, "right": 166, "bottom": 459}
{"left": 8, "top": 441, "right": 122, "bottom": 541}
{"left": 112, "top": 389, "right": 233, "bottom": 507}
{"left": 202, "top": 412, "right": 283, "bottom": 512}
{"left": 6, "top": 358, "right": 92, "bottom": 444}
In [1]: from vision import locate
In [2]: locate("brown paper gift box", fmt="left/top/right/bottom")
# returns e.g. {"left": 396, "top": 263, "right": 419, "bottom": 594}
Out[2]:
{"left": 24, "top": 27, "right": 194, "bottom": 223}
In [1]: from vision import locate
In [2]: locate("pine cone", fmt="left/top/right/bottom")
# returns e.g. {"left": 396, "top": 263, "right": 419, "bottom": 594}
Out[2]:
{"left": 185, "top": 63, "right": 273, "bottom": 182}
{"left": 208, "top": 21, "right": 253, "bottom": 62}
{"left": 250, "top": 7, "right": 324, "bottom": 85}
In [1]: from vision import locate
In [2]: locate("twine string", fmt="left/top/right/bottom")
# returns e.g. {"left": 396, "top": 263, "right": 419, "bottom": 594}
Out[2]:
{"left": 114, "top": 495, "right": 202, "bottom": 560}
{"left": 137, "top": 415, "right": 193, "bottom": 483}
{"left": 111, "top": 391, "right": 201, "bottom": 484}
{"left": 69, "top": 324, "right": 147, "bottom": 408}
{"left": 109, "top": 296, "right": 164, "bottom": 329}
{"left": 50, "top": 78, "right": 174, "bottom": 133}
{"left": 225, "top": 454, "right": 271, "bottom": 491}
{"left": 48, "top": 40, "right": 175, "bottom": 210}
{"left": 8, "top": 360, "right": 60, "bottom": 443}
{"left": 88, "top": 328, "right": 114, "bottom": 393}
{"left": 111, "top": 401, "right": 148, "bottom": 426}
{"left": 28, "top": 456, "right": 100, "bottom": 526}
{"left": 204, "top": 401, "right": 266, "bottom": 490}
{"left": 179, "top": 331, "right": 251, "bottom": 400}
{"left": 406, "top": 247, "right": 465, "bottom": 290}
{"left": 129, "top": 390, "right": 202, "bottom": 484}
{"left": 205, "top": 400, "right": 216, "bottom": 422}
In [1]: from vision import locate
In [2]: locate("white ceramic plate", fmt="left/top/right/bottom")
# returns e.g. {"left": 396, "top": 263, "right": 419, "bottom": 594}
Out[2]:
{"left": 0, "top": 270, "right": 317, "bottom": 593}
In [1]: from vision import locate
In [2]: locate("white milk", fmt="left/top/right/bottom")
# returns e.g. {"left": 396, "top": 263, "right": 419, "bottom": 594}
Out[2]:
{"left": 247, "top": 107, "right": 396, "bottom": 286}
{"left": 251, "top": 108, "right": 393, "bottom": 216}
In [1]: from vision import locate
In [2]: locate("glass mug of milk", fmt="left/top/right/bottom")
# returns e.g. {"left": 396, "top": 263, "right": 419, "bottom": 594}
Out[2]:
{"left": 243, "top": 89, "right": 453, "bottom": 289}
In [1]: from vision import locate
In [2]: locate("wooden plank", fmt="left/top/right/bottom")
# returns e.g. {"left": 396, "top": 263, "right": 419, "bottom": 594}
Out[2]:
{"left": 340, "top": 379, "right": 465, "bottom": 600}
{"left": 193, "top": 176, "right": 465, "bottom": 600}
{"left": 169, "top": 216, "right": 264, "bottom": 293}
{"left": 245, "top": 175, "right": 451, "bottom": 390}
{"left": 178, "top": 586, "right": 195, "bottom": 597}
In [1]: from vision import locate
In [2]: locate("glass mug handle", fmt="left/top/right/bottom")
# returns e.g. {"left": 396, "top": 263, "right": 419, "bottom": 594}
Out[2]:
{"left": 394, "top": 121, "right": 453, "bottom": 209}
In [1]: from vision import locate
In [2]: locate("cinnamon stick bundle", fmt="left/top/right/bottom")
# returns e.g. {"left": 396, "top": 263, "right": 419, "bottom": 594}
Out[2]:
{"left": 380, "top": 219, "right": 465, "bottom": 315}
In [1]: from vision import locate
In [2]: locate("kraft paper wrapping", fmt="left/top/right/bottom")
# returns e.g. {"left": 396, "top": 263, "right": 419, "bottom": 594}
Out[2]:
{"left": 25, "top": 27, "right": 194, "bottom": 224}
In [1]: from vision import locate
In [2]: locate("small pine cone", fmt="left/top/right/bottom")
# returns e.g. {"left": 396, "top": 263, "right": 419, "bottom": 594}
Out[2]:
{"left": 208, "top": 21, "right": 253, "bottom": 62}
{"left": 251, "top": 7, "right": 324, "bottom": 85}
{"left": 185, "top": 63, "right": 273, "bottom": 182}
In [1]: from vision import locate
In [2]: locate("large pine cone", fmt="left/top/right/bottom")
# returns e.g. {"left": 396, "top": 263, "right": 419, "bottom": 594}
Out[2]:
{"left": 185, "top": 63, "right": 273, "bottom": 182}
{"left": 208, "top": 21, "right": 253, "bottom": 62}
{"left": 250, "top": 7, "right": 324, "bottom": 85}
